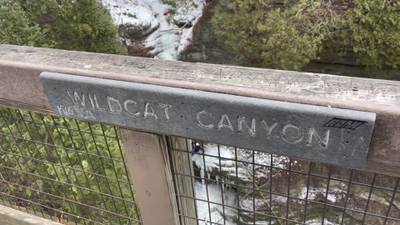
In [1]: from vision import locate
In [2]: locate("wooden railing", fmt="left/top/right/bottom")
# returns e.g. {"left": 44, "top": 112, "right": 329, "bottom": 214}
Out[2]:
{"left": 0, "top": 44, "right": 400, "bottom": 225}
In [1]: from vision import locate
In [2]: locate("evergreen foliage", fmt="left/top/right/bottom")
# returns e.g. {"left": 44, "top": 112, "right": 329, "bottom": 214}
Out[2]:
{"left": 0, "top": 0, "right": 50, "bottom": 47}
{"left": 348, "top": 0, "right": 400, "bottom": 69}
{"left": 53, "top": 0, "right": 126, "bottom": 53}
{"left": 212, "top": 0, "right": 400, "bottom": 71}
{"left": 0, "top": 109, "right": 138, "bottom": 224}
{"left": 212, "top": 0, "right": 337, "bottom": 70}
{"left": 0, "top": 1, "right": 131, "bottom": 222}
{"left": 0, "top": 0, "right": 126, "bottom": 54}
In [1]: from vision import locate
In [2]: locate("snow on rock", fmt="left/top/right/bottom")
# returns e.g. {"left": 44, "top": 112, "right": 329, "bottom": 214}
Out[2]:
{"left": 298, "top": 187, "right": 346, "bottom": 203}
{"left": 102, "top": 0, "right": 206, "bottom": 60}
{"left": 305, "top": 219, "right": 337, "bottom": 225}
{"left": 192, "top": 143, "right": 291, "bottom": 182}
{"left": 173, "top": 0, "right": 205, "bottom": 54}
{"left": 102, "top": 0, "right": 159, "bottom": 38}
{"left": 191, "top": 143, "right": 294, "bottom": 224}
{"left": 192, "top": 144, "right": 234, "bottom": 172}
{"left": 240, "top": 198, "right": 268, "bottom": 211}
{"left": 195, "top": 182, "right": 236, "bottom": 225}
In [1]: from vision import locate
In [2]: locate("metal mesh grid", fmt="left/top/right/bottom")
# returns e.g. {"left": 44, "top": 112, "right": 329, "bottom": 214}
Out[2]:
{"left": 0, "top": 107, "right": 141, "bottom": 225}
{"left": 168, "top": 138, "right": 400, "bottom": 225}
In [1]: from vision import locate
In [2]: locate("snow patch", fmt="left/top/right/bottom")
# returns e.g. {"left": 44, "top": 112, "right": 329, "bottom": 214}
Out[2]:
{"left": 192, "top": 143, "right": 291, "bottom": 182}
{"left": 298, "top": 187, "right": 346, "bottom": 203}
{"left": 192, "top": 143, "right": 294, "bottom": 224}
{"left": 195, "top": 182, "right": 236, "bottom": 225}
{"left": 102, "top": 0, "right": 206, "bottom": 59}
{"left": 305, "top": 219, "right": 337, "bottom": 225}
{"left": 102, "top": 0, "right": 159, "bottom": 33}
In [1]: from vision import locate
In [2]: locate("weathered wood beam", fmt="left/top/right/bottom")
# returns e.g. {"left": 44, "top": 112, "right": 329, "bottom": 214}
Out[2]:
{"left": 0, "top": 44, "right": 399, "bottom": 176}
{"left": 0, "top": 205, "right": 62, "bottom": 225}
{"left": 121, "top": 130, "right": 179, "bottom": 225}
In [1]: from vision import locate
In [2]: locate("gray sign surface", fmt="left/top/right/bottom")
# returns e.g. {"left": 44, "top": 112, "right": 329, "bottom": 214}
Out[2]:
{"left": 41, "top": 72, "right": 376, "bottom": 168}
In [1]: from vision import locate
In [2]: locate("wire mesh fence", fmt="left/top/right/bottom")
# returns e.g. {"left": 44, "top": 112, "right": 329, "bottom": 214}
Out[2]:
{"left": 0, "top": 106, "right": 399, "bottom": 225}
{"left": 0, "top": 107, "right": 141, "bottom": 225}
{"left": 168, "top": 138, "right": 400, "bottom": 225}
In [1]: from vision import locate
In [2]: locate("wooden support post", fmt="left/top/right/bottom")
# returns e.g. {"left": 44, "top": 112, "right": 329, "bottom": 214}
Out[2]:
{"left": 120, "top": 130, "right": 179, "bottom": 225}
{"left": 168, "top": 137, "right": 198, "bottom": 225}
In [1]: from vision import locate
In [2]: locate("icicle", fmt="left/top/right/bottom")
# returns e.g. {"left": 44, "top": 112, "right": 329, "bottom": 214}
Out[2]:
{"left": 201, "top": 168, "right": 205, "bottom": 184}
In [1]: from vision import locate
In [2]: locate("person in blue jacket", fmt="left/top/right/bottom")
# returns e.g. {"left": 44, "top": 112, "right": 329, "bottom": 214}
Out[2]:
{"left": 191, "top": 140, "right": 204, "bottom": 155}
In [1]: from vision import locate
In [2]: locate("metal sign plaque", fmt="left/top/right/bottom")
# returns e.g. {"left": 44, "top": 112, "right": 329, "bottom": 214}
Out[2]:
{"left": 41, "top": 72, "right": 376, "bottom": 168}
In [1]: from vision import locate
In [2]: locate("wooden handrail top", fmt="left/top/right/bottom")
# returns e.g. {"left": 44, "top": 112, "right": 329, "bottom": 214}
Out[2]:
{"left": 0, "top": 44, "right": 399, "bottom": 176}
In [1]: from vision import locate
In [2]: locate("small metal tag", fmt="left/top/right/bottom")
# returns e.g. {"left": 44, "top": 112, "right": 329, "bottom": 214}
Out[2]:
{"left": 41, "top": 72, "right": 376, "bottom": 168}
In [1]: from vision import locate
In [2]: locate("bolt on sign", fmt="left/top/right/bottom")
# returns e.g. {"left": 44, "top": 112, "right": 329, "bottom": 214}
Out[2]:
{"left": 41, "top": 72, "right": 376, "bottom": 168}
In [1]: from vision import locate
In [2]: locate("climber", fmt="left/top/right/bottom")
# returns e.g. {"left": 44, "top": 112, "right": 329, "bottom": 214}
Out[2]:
{"left": 191, "top": 141, "right": 204, "bottom": 155}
